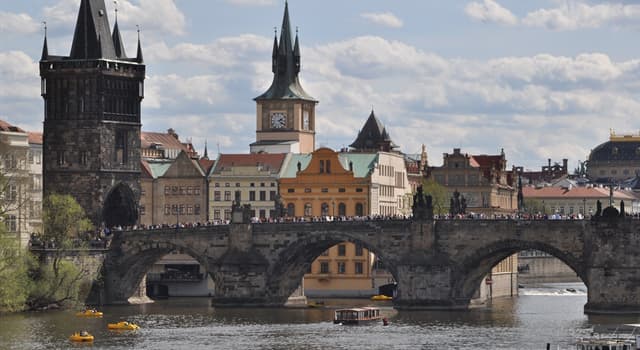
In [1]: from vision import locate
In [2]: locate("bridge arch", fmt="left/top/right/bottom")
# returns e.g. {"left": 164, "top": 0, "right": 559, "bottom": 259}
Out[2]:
{"left": 264, "top": 229, "right": 398, "bottom": 302}
{"left": 453, "top": 238, "right": 587, "bottom": 302}
{"left": 107, "top": 240, "right": 215, "bottom": 302}
{"left": 103, "top": 182, "right": 137, "bottom": 228}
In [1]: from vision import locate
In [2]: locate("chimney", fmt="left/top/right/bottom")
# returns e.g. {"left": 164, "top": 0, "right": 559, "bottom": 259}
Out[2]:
{"left": 167, "top": 128, "right": 179, "bottom": 140}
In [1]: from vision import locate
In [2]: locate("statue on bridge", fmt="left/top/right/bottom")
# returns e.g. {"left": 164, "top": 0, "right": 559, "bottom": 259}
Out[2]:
{"left": 412, "top": 185, "right": 433, "bottom": 220}
{"left": 449, "top": 190, "right": 466, "bottom": 216}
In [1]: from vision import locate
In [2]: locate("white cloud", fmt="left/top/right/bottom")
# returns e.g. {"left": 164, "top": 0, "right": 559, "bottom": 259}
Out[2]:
{"left": 522, "top": 1, "right": 640, "bottom": 31}
{"left": 465, "top": 0, "right": 518, "bottom": 26}
{"left": 0, "top": 11, "right": 41, "bottom": 34}
{"left": 360, "top": 12, "right": 404, "bottom": 28}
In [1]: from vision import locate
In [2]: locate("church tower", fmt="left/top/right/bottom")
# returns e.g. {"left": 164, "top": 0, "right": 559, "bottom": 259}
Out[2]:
{"left": 40, "top": 0, "right": 145, "bottom": 228}
{"left": 251, "top": 1, "right": 318, "bottom": 154}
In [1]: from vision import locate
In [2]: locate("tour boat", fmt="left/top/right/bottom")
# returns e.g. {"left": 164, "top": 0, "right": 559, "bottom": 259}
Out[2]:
{"left": 69, "top": 331, "right": 94, "bottom": 342}
{"left": 75, "top": 309, "right": 103, "bottom": 317}
{"left": 333, "top": 307, "right": 383, "bottom": 325}
{"left": 574, "top": 324, "right": 640, "bottom": 350}
{"left": 107, "top": 321, "right": 140, "bottom": 330}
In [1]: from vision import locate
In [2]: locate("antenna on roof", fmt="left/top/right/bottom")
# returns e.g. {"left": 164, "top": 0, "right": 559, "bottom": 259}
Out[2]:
{"left": 217, "top": 142, "right": 220, "bottom": 155}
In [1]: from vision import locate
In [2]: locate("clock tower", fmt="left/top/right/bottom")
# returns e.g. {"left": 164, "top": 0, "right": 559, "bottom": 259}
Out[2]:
{"left": 251, "top": 1, "right": 318, "bottom": 154}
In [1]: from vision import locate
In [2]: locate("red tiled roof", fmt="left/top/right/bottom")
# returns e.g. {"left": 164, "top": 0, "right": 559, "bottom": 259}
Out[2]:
{"left": 198, "top": 158, "right": 215, "bottom": 174}
{"left": 522, "top": 186, "right": 636, "bottom": 200}
{"left": 0, "top": 120, "right": 25, "bottom": 133}
{"left": 212, "top": 153, "right": 287, "bottom": 174}
{"left": 141, "top": 131, "right": 189, "bottom": 152}
{"left": 471, "top": 155, "right": 502, "bottom": 169}
{"left": 28, "top": 132, "right": 43, "bottom": 144}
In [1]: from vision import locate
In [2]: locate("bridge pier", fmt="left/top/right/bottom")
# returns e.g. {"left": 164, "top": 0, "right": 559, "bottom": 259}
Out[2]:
{"left": 393, "top": 263, "right": 469, "bottom": 310}
{"left": 584, "top": 267, "right": 640, "bottom": 314}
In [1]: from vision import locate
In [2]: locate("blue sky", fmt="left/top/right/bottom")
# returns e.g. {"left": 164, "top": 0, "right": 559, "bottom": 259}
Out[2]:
{"left": 3, "top": 0, "right": 640, "bottom": 170}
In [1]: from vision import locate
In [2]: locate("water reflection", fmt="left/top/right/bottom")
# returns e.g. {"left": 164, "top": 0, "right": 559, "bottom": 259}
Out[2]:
{"left": 1, "top": 283, "right": 638, "bottom": 350}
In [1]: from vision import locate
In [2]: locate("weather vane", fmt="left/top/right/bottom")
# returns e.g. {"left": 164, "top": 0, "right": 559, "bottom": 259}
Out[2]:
{"left": 113, "top": 0, "right": 118, "bottom": 21}
{"left": 42, "top": 21, "right": 47, "bottom": 36}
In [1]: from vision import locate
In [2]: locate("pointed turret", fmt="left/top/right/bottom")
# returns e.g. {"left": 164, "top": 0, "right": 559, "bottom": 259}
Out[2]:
{"left": 41, "top": 34, "right": 49, "bottom": 61}
{"left": 350, "top": 110, "right": 398, "bottom": 153}
{"left": 255, "top": 1, "right": 316, "bottom": 102}
{"left": 112, "top": 19, "right": 127, "bottom": 59}
{"left": 293, "top": 30, "right": 301, "bottom": 74}
{"left": 70, "top": 0, "right": 117, "bottom": 59}
{"left": 203, "top": 140, "right": 209, "bottom": 160}
{"left": 135, "top": 30, "right": 144, "bottom": 63}
{"left": 271, "top": 33, "right": 278, "bottom": 73}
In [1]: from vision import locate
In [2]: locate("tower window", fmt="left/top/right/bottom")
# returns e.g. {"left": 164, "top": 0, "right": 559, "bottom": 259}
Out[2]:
{"left": 115, "top": 130, "right": 127, "bottom": 165}
{"left": 79, "top": 151, "right": 88, "bottom": 166}
{"left": 57, "top": 151, "right": 66, "bottom": 166}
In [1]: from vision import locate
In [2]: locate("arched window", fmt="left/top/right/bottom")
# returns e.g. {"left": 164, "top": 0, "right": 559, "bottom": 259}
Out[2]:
{"left": 321, "top": 203, "right": 329, "bottom": 216}
{"left": 355, "top": 203, "right": 364, "bottom": 216}
{"left": 338, "top": 203, "right": 346, "bottom": 216}
{"left": 304, "top": 203, "right": 312, "bottom": 217}
{"left": 287, "top": 203, "right": 295, "bottom": 217}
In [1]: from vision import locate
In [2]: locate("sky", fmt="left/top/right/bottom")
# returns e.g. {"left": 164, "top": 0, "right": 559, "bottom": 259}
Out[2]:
{"left": 2, "top": 0, "right": 640, "bottom": 171}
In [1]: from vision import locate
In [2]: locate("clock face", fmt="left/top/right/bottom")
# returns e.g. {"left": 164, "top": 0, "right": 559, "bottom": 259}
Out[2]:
{"left": 271, "top": 112, "right": 287, "bottom": 129}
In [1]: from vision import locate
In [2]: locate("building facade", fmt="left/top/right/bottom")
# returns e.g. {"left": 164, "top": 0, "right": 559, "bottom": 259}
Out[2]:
{"left": 28, "top": 132, "right": 43, "bottom": 236}
{"left": 40, "top": 0, "right": 145, "bottom": 228}
{"left": 208, "top": 153, "right": 287, "bottom": 222}
{"left": 251, "top": 2, "right": 317, "bottom": 154}
{"left": 0, "top": 121, "right": 31, "bottom": 247}
{"left": 428, "top": 148, "right": 519, "bottom": 215}
{"left": 587, "top": 131, "right": 640, "bottom": 183}
{"left": 522, "top": 185, "right": 638, "bottom": 216}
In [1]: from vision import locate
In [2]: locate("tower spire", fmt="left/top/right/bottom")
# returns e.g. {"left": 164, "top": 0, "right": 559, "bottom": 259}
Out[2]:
{"left": 203, "top": 140, "right": 209, "bottom": 159}
{"left": 293, "top": 27, "right": 300, "bottom": 74}
{"left": 41, "top": 21, "right": 49, "bottom": 61}
{"left": 112, "top": 1, "right": 127, "bottom": 59}
{"left": 70, "top": 0, "right": 117, "bottom": 59}
{"left": 135, "top": 25, "right": 144, "bottom": 63}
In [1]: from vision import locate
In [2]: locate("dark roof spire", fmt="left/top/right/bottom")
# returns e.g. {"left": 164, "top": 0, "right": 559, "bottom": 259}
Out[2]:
{"left": 135, "top": 25, "right": 144, "bottom": 63}
{"left": 349, "top": 110, "right": 398, "bottom": 153}
{"left": 271, "top": 28, "right": 278, "bottom": 73}
{"left": 255, "top": 1, "right": 316, "bottom": 102}
{"left": 112, "top": 2, "right": 127, "bottom": 59}
{"left": 70, "top": 0, "right": 117, "bottom": 59}
{"left": 203, "top": 140, "right": 209, "bottom": 159}
{"left": 40, "top": 21, "right": 49, "bottom": 61}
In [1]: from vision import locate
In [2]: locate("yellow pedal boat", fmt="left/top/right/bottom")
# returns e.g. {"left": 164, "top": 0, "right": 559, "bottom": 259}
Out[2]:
{"left": 370, "top": 294, "right": 393, "bottom": 301}
{"left": 76, "top": 309, "right": 103, "bottom": 317}
{"left": 70, "top": 331, "right": 94, "bottom": 342}
{"left": 107, "top": 321, "right": 140, "bottom": 330}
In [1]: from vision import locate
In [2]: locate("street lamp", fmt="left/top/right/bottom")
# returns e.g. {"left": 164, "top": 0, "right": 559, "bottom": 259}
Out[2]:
{"left": 582, "top": 198, "right": 586, "bottom": 218}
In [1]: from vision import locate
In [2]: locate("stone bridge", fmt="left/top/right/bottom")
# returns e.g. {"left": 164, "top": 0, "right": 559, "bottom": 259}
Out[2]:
{"left": 98, "top": 219, "right": 640, "bottom": 314}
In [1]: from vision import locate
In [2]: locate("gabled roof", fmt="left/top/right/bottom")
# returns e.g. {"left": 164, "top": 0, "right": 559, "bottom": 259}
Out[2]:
{"left": 254, "top": 2, "right": 316, "bottom": 102}
{"left": 211, "top": 153, "right": 287, "bottom": 175}
{"left": 142, "top": 159, "right": 173, "bottom": 179}
{"left": 349, "top": 110, "right": 397, "bottom": 152}
{"left": 0, "top": 120, "right": 25, "bottom": 133}
{"left": 280, "top": 153, "right": 313, "bottom": 178}
{"left": 339, "top": 153, "right": 378, "bottom": 178}
{"left": 198, "top": 158, "right": 215, "bottom": 175}
{"left": 471, "top": 155, "right": 504, "bottom": 169}
{"left": 141, "top": 131, "right": 191, "bottom": 153}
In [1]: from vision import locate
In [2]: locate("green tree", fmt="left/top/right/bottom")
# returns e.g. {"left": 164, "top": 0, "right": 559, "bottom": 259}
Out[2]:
{"left": 421, "top": 177, "right": 449, "bottom": 216}
{"left": 0, "top": 230, "right": 33, "bottom": 312}
{"left": 523, "top": 198, "right": 547, "bottom": 215}
{"left": 27, "top": 194, "right": 94, "bottom": 309}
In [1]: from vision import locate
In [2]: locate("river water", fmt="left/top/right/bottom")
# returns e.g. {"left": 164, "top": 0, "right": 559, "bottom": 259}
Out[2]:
{"left": 2, "top": 283, "right": 639, "bottom": 350}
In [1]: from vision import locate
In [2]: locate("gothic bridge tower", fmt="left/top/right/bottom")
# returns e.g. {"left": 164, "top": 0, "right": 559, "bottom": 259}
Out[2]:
{"left": 251, "top": 1, "right": 318, "bottom": 154}
{"left": 40, "top": 0, "right": 145, "bottom": 228}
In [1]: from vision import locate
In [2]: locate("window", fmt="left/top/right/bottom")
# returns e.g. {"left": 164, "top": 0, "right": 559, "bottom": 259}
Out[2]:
{"left": 337, "top": 244, "right": 346, "bottom": 256}
{"left": 320, "top": 262, "right": 329, "bottom": 274}
{"left": 250, "top": 183, "right": 255, "bottom": 187}
{"left": 236, "top": 183, "right": 241, "bottom": 187}
{"left": 259, "top": 191, "right": 266, "bottom": 201}
{"left": 321, "top": 203, "right": 329, "bottom": 216}
{"left": 326, "top": 160, "right": 331, "bottom": 173}
{"left": 355, "top": 262, "right": 364, "bottom": 274}
{"left": 115, "top": 130, "right": 127, "bottom": 164}
{"left": 260, "top": 183, "right": 265, "bottom": 187}
{"left": 5, "top": 154, "right": 17, "bottom": 169}
{"left": 6, "top": 215, "right": 16, "bottom": 232}
{"left": 195, "top": 186, "right": 201, "bottom": 195}
{"left": 214, "top": 191, "right": 221, "bottom": 201}
{"left": 140, "top": 205, "right": 146, "bottom": 216}
{"left": 179, "top": 204, "right": 185, "bottom": 214}
{"left": 213, "top": 210, "right": 221, "bottom": 220}
{"left": 337, "top": 262, "right": 346, "bottom": 274}
{"left": 164, "top": 205, "right": 170, "bottom": 215}
{"left": 270, "top": 191, "right": 276, "bottom": 201}
{"left": 187, "top": 186, "right": 193, "bottom": 195}
{"left": 338, "top": 203, "right": 346, "bottom": 216}
{"left": 287, "top": 203, "right": 295, "bottom": 217}
{"left": 356, "top": 188, "right": 363, "bottom": 193}
{"left": 187, "top": 205, "right": 193, "bottom": 215}
{"left": 321, "top": 188, "right": 328, "bottom": 193}
{"left": 249, "top": 191, "right": 256, "bottom": 201}
{"left": 179, "top": 186, "right": 185, "bottom": 195}
{"left": 215, "top": 183, "right": 220, "bottom": 187}
{"left": 304, "top": 188, "right": 311, "bottom": 193}
{"left": 8, "top": 185, "right": 17, "bottom": 201}
{"left": 35, "top": 151, "right": 41, "bottom": 164}
{"left": 57, "top": 151, "right": 65, "bottom": 166}
{"left": 224, "top": 191, "right": 232, "bottom": 201}
{"left": 355, "top": 244, "right": 363, "bottom": 256}
{"left": 224, "top": 209, "right": 231, "bottom": 220}
{"left": 225, "top": 183, "right": 230, "bottom": 187}
{"left": 235, "top": 191, "right": 241, "bottom": 203}
{"left": 194, "top": 204, "right": 201, "bottom": 215}
{"left": 338, "top": 188, "right": 346, "bottom": 193}
{"left": 259, "top": 209, "right": 266, "bottom": 218}
{"left": 355, "top": 203, "right": 364, "bottom": 216}
{"left": 320, "top": 160, "right": 325, "bottom": 173}
{"left": 287, "top": 188, "right": 295, "bottom": 193}
{"left": 172, "top": 186, "right": 178, "bottom": 195}
{"left": 304, "top": 203, "right": 312, "bottom": 216}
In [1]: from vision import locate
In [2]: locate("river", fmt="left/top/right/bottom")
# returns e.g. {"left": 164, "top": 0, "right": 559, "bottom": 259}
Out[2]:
{"left": 1, "top": 283, "right": 639, "bottom": 350}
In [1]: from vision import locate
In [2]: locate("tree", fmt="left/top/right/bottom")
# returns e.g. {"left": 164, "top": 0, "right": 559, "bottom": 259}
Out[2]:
{"left": 0, "top": 230, "right": 33, "bottom": 312}
{"left": 27, "top": 194, "right": 94, "bottom": 309}
{"left": 421, "top": 177, "right": 449, "bottom": 216}
{"left": 523, "top": 198, "right": 547, "bottom": 215}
